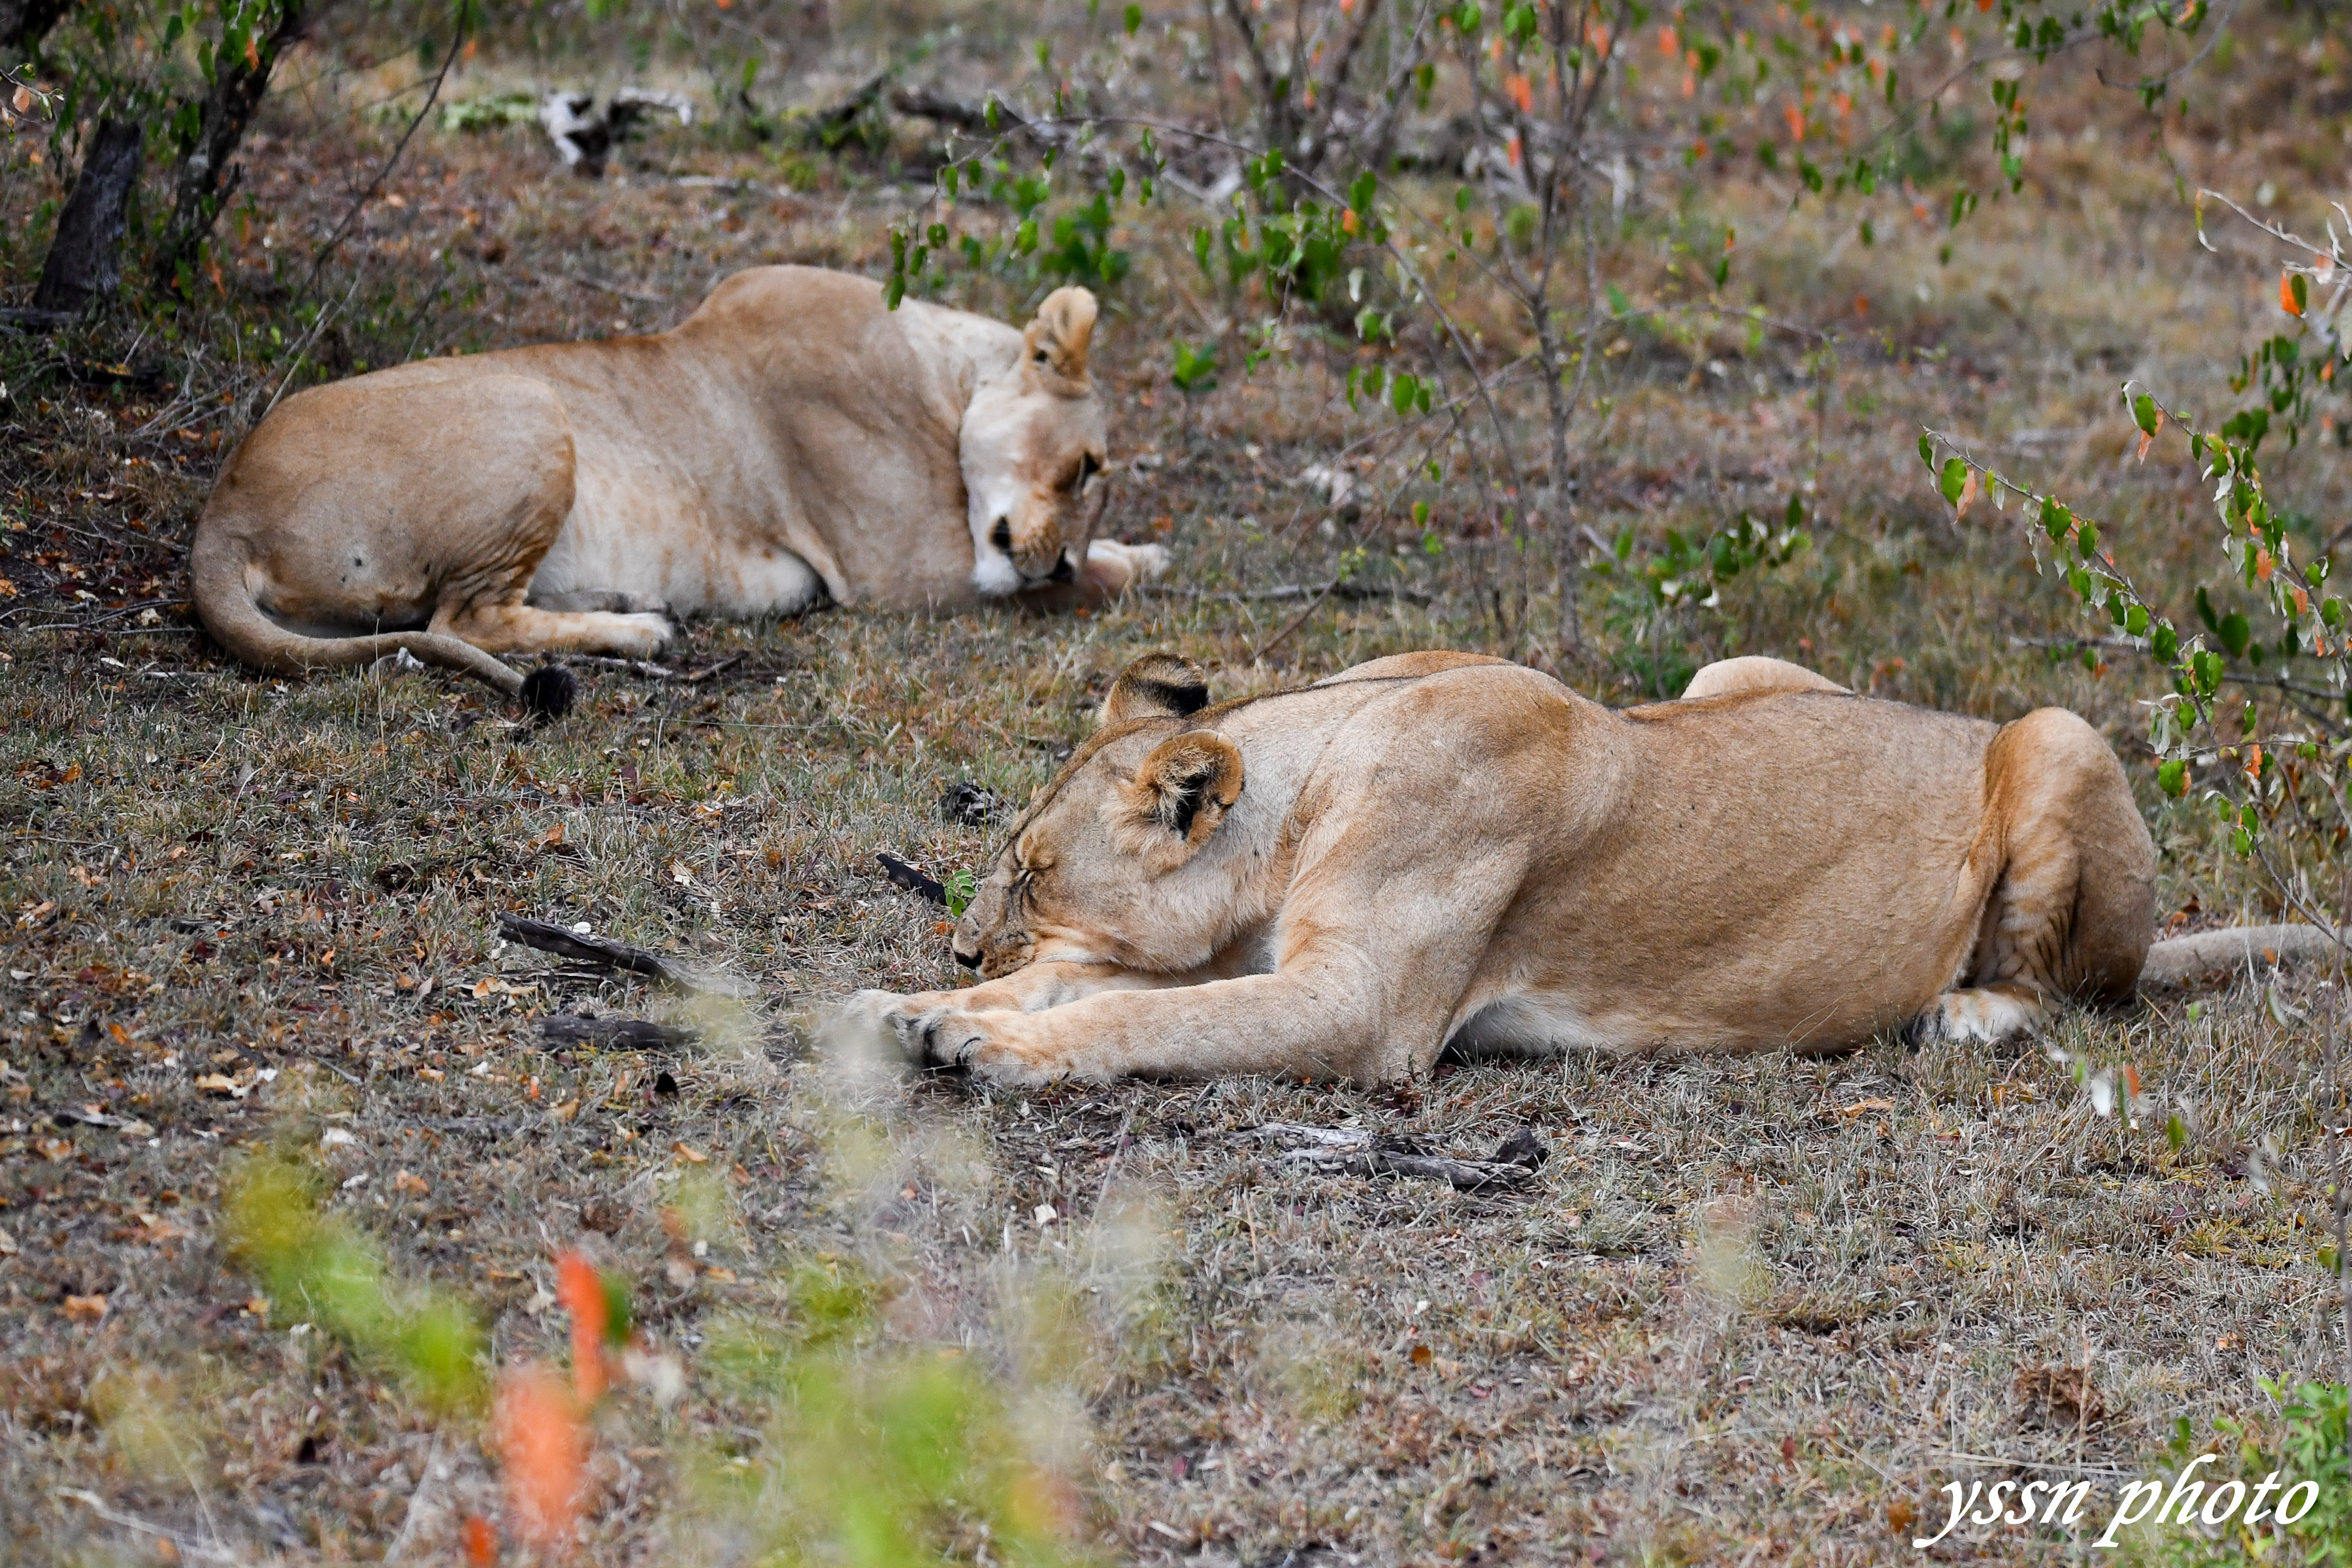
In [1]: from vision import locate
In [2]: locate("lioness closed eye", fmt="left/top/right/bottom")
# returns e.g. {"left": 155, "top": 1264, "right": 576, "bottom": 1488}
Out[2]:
{"left": 837, "top": 650, "right": 2317, "bottom": 1086}
{"left": 188, "top": 265, "right": 1169, "bottom": 710}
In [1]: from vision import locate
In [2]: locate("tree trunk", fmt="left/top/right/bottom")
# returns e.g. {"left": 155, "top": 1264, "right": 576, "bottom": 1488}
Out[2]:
{"left": 31, "top": 117, "right": 142, "bottom": 316}
{"left": 1, "top": 0, "right": 73, "bottom": 57}
{"left": 152, "top": 0, "right": 312, "bottom": 297}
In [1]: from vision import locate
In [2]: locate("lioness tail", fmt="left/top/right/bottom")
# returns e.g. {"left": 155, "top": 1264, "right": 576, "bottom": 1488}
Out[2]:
{"left": 188, "top": 522, "right": 550, "bottom": 710}
{"left": 2139, "top": 922, "right": 2339, "bottom": 990}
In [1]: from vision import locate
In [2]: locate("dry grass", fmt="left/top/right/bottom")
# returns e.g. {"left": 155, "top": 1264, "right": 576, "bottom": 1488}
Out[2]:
{"left": 4, "top": 7, "right": 2352, "bottom": 1564}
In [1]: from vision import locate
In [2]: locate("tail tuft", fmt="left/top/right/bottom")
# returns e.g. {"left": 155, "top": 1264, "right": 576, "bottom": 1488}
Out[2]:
{"left": 520, "top": 664, "right": 579, "bottom": 722}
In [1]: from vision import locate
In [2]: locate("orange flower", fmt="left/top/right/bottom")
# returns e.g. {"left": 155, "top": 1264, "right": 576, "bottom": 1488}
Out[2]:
{"left": 496, "top": 1366, "right": 583, "bottom": 1551}
{"left": 555, "top": 1252, "right": 608, "bottom": 1406}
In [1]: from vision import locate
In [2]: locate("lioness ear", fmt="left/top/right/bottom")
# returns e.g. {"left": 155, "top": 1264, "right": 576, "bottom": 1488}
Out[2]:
{"left": 1024, "top": 287, "right": 1098, "bottom": 384}
{"left": 1112, "top": 731, "right": 1244, "bottom": 868}
{"left": 1100, "top": 652, "right": 1210, "bottom": 727}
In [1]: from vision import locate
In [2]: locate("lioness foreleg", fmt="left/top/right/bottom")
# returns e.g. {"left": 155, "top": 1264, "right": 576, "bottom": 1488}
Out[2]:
{"left": 849, "top": 960, "right": 1198, "bottom": 1024}
{"left": 896, "top": 966, "right": 1416, "bottom": 1085}
{"left": 1081, "top": 539, "right": 1171, "bottom": 596}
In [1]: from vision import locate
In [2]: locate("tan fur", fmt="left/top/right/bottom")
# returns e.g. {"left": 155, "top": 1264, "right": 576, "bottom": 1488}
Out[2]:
{"left": 834, "top": 651, "right": 2161, "bottom": 1085}
{"left": 189, "top": 267, "right": 1166, "bottom": 694}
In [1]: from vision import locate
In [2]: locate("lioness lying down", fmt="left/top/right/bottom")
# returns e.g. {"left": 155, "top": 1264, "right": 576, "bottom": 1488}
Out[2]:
{"left": 840, "top": 650, "right": 2323, "bottom": 1085}
{"left": 189, "top": 266, "right": 1166, "bottom": 710}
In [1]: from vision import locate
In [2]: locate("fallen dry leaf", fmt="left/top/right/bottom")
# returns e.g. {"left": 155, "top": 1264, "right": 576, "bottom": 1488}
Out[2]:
{"left": 1838, "top": 1098, "right": 1897, "bottom": 1117}
{"left": 2015, "top": 1364, "right": 2105, "bottom": 1428}
{"left": 35, "top": 1137, "right": 73, "bottom": 1161}
{"left": 393, "top": 1169, "right": 430, "bottom": 1197}
{"left": 0, "top": 1228, "right": 17, "bottom": 1256}
{"left": 672, "top": 1141, "right": 708, "bottom": 1164}
{"left": 63, "top": 1294, "right": 108, "bottom": 1324}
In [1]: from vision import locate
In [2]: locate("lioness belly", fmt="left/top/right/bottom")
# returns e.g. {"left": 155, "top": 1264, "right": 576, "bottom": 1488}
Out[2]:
{"left": 1468, "top": 693, "right": 2001, "bottom": 1054}
{"left": 531, "top": 478, "right": 826, "bottom": 620}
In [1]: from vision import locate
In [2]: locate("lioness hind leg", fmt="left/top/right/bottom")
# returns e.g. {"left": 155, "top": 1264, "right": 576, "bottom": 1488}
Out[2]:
{"left": 1921, "top": 708, "right": 2158, "bottom": 1044}
{"left": 433, "top": 601, "right": 674, "bottom": 659}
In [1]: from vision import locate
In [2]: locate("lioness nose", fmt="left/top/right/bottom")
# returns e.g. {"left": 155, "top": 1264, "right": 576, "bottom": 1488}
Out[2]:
{"left": 952, "top": 944, "right": 982, "bottom": 971}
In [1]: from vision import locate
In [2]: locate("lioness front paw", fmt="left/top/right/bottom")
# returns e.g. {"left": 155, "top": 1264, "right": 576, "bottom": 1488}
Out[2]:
{"left": 1905, "top": 986, "right": 2046, "bottom": 1047}
{"left": 905, "top": 1008, "right": 1064, "bottom": 1086}
{"left": 1082, "top": 539, "right": 1172, "bottom": 596}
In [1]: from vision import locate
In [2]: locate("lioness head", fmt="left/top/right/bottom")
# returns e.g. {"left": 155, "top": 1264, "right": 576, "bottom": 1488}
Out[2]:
{"left": 953, "top": 653, "right": 1245, "bottom": 977}
{"left": 960, "top": 287, "right": 1113, "bottom": 594}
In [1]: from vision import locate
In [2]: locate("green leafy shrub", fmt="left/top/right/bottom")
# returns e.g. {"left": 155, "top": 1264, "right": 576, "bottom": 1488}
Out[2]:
{"left": 2140, "top": 1382, "right": 2351, "bottom": 1566}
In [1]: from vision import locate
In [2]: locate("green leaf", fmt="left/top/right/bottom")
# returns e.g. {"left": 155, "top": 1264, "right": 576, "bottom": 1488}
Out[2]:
{"left": 1938, "top": 458, "right": 1969, "bottom": 506}
{"left": 1124, "top": 1, "right": 1141, "bottom": 31}
{"left": 2125, "top": 604, "right": 2149, "bottom": 636}
{"left": 2040, "top": 496, "right": 2070, "bottom": 541}
{"left": 2157, "top": 758, "right": 2187, "bottom": 796}
{"left": 2075, "top": 521, "right": 2098, "bottom": 560}
{"left": 2152, "top": 623, "right": 2178, "bottom": 662}
{"left": 1918, "top": 432, "right": 1935, "bottom": 469}
{"left": 2132, "top": 392, "right": 2161, "bottom": 436}
{"left": 2219, "top": 613, "right": 2250, "bottom": 657}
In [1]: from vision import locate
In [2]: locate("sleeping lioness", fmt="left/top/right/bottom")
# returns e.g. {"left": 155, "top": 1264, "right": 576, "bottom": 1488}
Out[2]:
{"left": 837, "top": 650, "right": 2174, "bottom": 1085}
{"left": 189, "top": 267, "right": 1164, "bottom": 708}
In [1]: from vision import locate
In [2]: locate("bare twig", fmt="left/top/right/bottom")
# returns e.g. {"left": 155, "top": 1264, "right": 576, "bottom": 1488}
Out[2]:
{"left": 540, "top": 1015, "right": 700, "bottom": 1050}
{"left": 555, "top": 651, "right": 741, "bottom": 682}
{"left": 299, "top": 3, "right": 466, "bottom": 303}
{"left": 495, "top": 915, "right": 756, "bottom": 1000}
{"left": 1233, "top": 1122, "right": 1548, "bottom": 1191}
{"left": 527, "top": 270, "right": 669, "bottom": 308}
{"left": 50, "top": 1490, "right": 248, "bottom": 1567}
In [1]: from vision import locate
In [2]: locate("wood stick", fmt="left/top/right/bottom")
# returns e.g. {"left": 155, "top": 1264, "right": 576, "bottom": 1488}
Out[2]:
{"left": 495, "top": 915, "right": 756, "bottom": 999}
